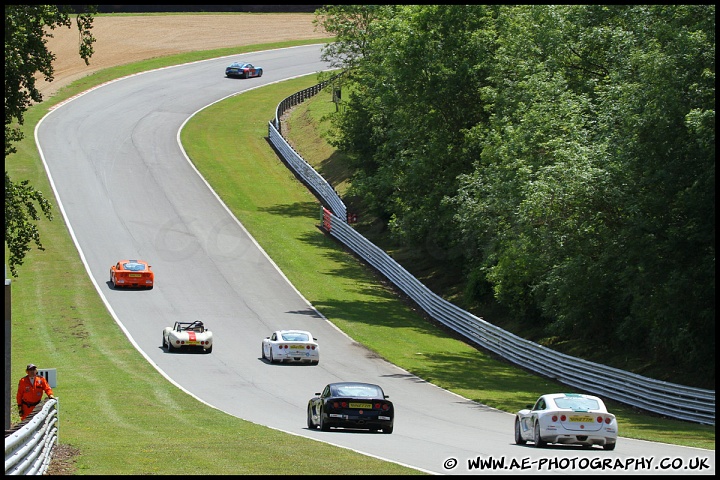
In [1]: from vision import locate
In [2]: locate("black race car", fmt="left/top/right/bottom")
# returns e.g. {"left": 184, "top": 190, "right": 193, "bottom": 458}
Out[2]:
{"left": 307, "top": 382, "right": 394, "bottom": 434}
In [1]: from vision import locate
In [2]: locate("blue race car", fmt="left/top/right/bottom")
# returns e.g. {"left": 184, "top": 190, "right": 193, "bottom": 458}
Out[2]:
{"left": 225, "top": 62, "right": 263, "bottom": 79}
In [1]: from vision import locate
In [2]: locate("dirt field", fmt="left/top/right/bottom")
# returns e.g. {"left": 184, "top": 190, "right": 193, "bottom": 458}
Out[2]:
{"left": 37, "top": 13, "right": 328, "bottom": 100}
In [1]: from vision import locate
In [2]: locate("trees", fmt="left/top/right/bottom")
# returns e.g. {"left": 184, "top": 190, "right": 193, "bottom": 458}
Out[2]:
{"left": 313, "top": 4, "right": 386, "bottom": 75}
{"left": 319, "top": 5, "right": 715, "bottom": 384}
{"left": 4, "top": 5, "right": 95, "bottom": 276}
{"left": 319, "top": 5, "right": 499, "bottom": 255}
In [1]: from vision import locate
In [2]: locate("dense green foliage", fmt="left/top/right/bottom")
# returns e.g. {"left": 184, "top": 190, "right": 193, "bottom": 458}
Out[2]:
{"left": 315, "top": 5, "right": 715, "bottom": 386}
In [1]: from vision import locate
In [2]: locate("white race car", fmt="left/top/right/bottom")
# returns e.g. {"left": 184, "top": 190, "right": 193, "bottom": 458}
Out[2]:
{"left": 163, "top": 320, "right": 213, "bottom": 354}
{"left": 515, "top": 393, "right": 618, "bottom": 450}
{"left": 262, "top": 330, "right": 319, "bottom": 365}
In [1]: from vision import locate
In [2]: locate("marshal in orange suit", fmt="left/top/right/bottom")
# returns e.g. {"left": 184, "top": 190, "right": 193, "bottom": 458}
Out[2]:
{"left": 16, "top": 364, "right": 55, "bottom": 420}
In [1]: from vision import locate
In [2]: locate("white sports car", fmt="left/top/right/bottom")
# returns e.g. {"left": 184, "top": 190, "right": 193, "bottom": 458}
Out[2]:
{"left": 163, "top": 320, "right": 213, "bottom": 354}
{"left": 262, "top": 330, "right": 319, "bottom": 365}
{"left": 515, "top": 393, "right": 618, "bottom": 450}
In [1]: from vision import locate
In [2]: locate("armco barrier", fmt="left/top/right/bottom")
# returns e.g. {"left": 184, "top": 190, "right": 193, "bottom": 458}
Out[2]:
{"left": 269, "top": 75, "right": 347, "bottom": 221}
{"left": 4, "top": 399, "right": 58, "bottom": 475}
{"left": 268, "top": 82, "right": 715, "bottom": 425}
{"left": 269, "top": 123, "right": 346, "bottom": 222}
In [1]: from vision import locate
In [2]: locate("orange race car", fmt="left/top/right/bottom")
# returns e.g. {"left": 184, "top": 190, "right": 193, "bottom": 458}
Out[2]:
{"left": 110, "top": 259, "right": 154, "bottom": 289}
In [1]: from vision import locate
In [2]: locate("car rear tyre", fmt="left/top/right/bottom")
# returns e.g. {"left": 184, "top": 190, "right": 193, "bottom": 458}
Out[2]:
{"left": 514, "top": 417, "right": 526, "bottom": 445}
{"left": 261, "top": 345, "right": 266, "bottom": 360}
{"left": 269, "top": 349, "right": 276, "bottom": 363}
{"left": 603, "top": 442, "right": 616, "bottom": 451}
{"left": 319, "top": 408, "right": 330, "bottom": 431}
{"left": 307, "top": 406, "right": 315, "bottom": 429}
{"left": 382, "top": 425, "right": 393, "bottom": 434}
{"left": 205, "top": 345, "right": 212, "bottom": 354}
{"left": 533, "top": 422, "right": 547, "bottom": 448}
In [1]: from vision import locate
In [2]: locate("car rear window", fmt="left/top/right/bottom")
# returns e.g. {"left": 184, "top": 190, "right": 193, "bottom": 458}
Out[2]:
{"left": 555, "top": 396, "right": 600, "bottom": 411}
{"left": 123, "top": 262, "right": 145, "bottom": 271}
{"left": 282, "top": 332, "right": 309, "bottom": 342}
{"left": 333, "top": 385, "right": 383, "bottom": 398}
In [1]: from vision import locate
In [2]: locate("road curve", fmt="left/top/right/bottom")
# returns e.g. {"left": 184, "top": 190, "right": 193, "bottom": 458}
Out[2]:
{"left": 35, "top": 45, "right": 714, "bottom": 475}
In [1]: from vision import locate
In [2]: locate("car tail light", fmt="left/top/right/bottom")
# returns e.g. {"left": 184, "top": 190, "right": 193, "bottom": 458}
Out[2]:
{"left": 552, "top": 415, "right": 558, "bottom": 422}
{"left": 332, "top": 401, "right": 339, "bottom": 408}
{"left": 175, "top": 340, "right": 181, "bottom": 345}
{"left": 597, "top": 416, "right": 603, "bottom": 423}
{"left": 282, "top": 344, "right": 288, "bottom": 349}
{"left": 560, "top": 415, "right": 566, "bottom": 421}
{"left": 604, "top": 417, "right": 612, "bottom": 424}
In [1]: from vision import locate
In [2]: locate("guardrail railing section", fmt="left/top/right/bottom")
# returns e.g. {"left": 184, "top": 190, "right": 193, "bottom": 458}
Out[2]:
{"left": 268, "top": 75, "right": 347, "bottom": 221}
{"left": 5, "top": 399, "right": 59, "bottom": 475}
